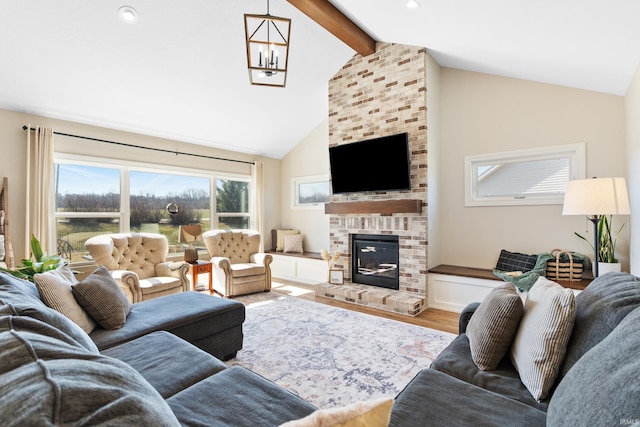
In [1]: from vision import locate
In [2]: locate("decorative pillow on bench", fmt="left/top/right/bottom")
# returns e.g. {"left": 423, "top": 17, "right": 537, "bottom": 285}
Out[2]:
{"left": 284, "top": 234, "right": 304, "bottom": 253}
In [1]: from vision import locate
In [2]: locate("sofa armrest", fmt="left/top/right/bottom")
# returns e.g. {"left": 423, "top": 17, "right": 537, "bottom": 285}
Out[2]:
{"left": 111, "top": 270, "right": 142, "bottom": 303}
{"left": 211, "top": 257, "right": 232, "bottom": 274}
{"left": 155, "top": 261, "right": 191, "bottom": 292}
{"left": 459, "top": 302, "right": 481, "bottom": 334}
{"left": 250, "top": 252, "right": 273, "bottom": 267}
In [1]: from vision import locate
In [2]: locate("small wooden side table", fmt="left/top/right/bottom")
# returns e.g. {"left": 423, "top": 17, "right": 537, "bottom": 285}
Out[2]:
{"left": 189, "top": 260, "right": 213, "bottom": 294}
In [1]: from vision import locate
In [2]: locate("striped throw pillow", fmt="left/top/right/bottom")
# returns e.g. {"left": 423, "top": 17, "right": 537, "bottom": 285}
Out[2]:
{"left": 34, "top": 267, "right": 97, "bottom": 334}
{"left": 467, "top": 282, "right": 524, "bottom": 370}
{"left": 510, "top": 276, "right": 576, "bottom": 401}
{"left": 72, "top": 266, "right": 131, "bottom": 330}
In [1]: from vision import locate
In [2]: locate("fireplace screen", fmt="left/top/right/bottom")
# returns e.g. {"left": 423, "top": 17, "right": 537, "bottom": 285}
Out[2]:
{"left": 351, "top": 234, "right": 399, "bottom": 290}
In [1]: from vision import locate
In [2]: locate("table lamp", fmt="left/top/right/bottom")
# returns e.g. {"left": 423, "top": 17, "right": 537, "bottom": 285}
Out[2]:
{"left": 179, "top": 224, "right": 202, "bottom": 264}
{"left": 562, "top": 177, "right": 630, "bottom": 277}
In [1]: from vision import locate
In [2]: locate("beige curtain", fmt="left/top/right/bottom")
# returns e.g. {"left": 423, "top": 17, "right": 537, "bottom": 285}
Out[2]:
{"left": 26, "top": 126, "right": 56, "bottom": 257}
{"left": 251, "top": 161, "right": 264, "bottom": 251}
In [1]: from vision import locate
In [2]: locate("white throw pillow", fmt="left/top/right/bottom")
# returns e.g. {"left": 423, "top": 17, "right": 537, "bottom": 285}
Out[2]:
{"left": 510, "top": 276, "right": 576, "bottom": 401}
{"left": 279, "top": 398, "right": 393, "bottom": 427}
{"left": 276, "top": 229, "right": 300, "bottom": 251}
{"left": 34, "top": 266, "right": 97, "bottom": 334}
{"left": 283, "top": 234, "right": 304, "bottom": 253}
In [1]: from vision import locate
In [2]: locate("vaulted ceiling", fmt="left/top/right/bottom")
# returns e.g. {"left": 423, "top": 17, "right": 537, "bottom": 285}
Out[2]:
{"left": 1, "top": 0, "right": 639, "bottom": 159}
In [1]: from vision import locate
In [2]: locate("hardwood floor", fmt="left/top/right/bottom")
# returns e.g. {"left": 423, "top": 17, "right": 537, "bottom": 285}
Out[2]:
{"left": 270, "top": 279, "right": 459, "bottom": 334}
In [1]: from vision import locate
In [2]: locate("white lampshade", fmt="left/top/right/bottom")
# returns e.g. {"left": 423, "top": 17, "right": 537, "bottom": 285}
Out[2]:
{"left": 562, "top": 177, "right": 631, "bottom": 216}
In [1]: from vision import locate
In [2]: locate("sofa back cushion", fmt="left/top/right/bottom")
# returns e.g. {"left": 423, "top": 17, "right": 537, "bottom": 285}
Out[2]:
{"left": 0, "top": 272, "right": 98, "bottom": 352}
{"left": 0, "top": 308, "right": 180, "bottom": 426}
{"left": 547, "top": 306, "right": 640, "bottom": 426}
{"left": 85, "top": 233, "right": 169, "bottom": 280}
{"left": 203, "top": 230, "right": 261, "bottom": 264}
{"left": 559, "top": 271, "right": 640, "bottom": 380}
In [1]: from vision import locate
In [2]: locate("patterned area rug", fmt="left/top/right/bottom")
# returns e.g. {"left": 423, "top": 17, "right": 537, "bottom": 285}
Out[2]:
{"left": 227, "top": 292, "right": 455, "bottom": 409}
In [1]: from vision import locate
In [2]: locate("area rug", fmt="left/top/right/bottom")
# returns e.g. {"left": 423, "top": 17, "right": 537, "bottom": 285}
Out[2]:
{"left": 227, "top": 292, "right": 456, "bottom": 409}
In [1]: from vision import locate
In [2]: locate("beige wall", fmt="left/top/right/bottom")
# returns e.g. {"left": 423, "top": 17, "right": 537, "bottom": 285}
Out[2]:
{"left": 625, "top": 64, "right": 640, "bottom": 275}
{"left": 0, "top": 109, "right": 281, "bottom": 259}
{"left": 279, "top": 119, "right": 330, "bottom": 253}
{"left": 439, "top": 69, "right": 628, "bottom": 270}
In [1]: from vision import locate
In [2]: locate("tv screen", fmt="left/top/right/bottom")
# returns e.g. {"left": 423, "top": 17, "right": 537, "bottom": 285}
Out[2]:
{"left": 329, "top": 133, "right": 411, "bottom": 194}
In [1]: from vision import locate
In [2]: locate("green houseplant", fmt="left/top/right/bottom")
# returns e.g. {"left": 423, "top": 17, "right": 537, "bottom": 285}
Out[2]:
{"left": 0, "top": 234, "right": 67, "bottom": 282}
{"left": 575, "top": 215, "right": 624, "bottom": 264}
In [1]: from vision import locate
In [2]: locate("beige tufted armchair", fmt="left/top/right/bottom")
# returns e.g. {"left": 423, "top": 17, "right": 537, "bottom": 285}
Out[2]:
{"left": 202, "top": 229, "right": 272, "bottom": 298}
{"left": 84, "top": 233, "right": 190, "bottom": 303}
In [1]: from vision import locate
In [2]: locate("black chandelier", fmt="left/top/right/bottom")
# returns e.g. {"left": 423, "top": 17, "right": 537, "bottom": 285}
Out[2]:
{"left": 244, "top": 0, "right": 291, "bottom": 88}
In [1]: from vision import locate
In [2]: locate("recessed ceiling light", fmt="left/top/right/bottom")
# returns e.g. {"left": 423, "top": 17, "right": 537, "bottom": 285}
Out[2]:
{"left": 406, "top": 0, "right": 421, "bottom": 8}
{"left": 118, "top": 6, "right": 139, "bottom": 24}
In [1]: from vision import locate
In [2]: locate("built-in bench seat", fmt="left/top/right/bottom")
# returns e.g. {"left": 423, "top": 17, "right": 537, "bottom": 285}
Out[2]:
{"left": 427, "top": 264, "right": 591, "bottom": 313}
{"left": 267, "top": 251, "right": 327, "bottom": 284}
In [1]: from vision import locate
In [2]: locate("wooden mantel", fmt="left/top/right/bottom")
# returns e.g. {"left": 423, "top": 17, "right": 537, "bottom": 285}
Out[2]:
{"left": 324, "top": 199, "right": 422, "bottom": 215}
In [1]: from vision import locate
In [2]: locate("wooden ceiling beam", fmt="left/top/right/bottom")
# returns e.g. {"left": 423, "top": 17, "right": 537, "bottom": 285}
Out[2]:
{"left": 286, "top": 0, "right": 376, "bottom": 56}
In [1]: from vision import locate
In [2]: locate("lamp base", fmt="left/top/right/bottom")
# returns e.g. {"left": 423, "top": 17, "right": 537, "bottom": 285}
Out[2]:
{"left": 184, "top": 244, "right": 199, "bottom": 263}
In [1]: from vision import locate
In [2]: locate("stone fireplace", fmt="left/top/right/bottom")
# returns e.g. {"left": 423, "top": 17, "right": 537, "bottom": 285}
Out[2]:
{"left": 325, "top": 42, "right": 429, "bottom": 303}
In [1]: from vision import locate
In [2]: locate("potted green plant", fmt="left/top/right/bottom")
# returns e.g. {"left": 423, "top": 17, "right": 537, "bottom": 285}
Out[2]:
{"left": 575, "top": 215, "right": 624, "bottom": 274}
{"left": 0, "top": 234, "right": 67, "bottom": 282}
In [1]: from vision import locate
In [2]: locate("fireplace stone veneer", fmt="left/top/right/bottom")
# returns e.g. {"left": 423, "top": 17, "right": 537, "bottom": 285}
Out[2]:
{"left": 324, "top": 42, "right": 429, "bottom": 310}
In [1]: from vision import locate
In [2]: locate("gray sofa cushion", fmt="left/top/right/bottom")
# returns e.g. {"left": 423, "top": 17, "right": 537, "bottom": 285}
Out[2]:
{"left": 0, "top": 308, "right": 180, "bottom": 426}
{"left": 559, "top": 272, "right": 640, "bottom": 379}
{"left": 90, "top": 291, "right": 245, "bottom": 359}
{"left": 102, "top": 330, "right": 227, "bottom": 398}
{"left": 390, "top": 369, "right": 546, "bottom": 427}
{"left": 0, "top": 271, "right": 99, "bottom": 353}
{"left": 167, "top": 366, "right": 317, "bottom": 426}
{"left": 430, "top": 333, "right": 548, "bottom": 410}
{"left": 547, "top": 306, "right": 640, "bottom": 426}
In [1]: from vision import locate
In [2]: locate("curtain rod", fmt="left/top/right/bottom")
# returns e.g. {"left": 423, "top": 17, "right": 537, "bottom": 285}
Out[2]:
{"left": 22, "top": 126, "right": 255, "bottom": 166}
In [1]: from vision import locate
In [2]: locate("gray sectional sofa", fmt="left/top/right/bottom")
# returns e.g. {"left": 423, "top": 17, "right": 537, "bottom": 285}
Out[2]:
{"left": 2, "top": 267, "right": 639, "bottom": 426}
{"left": 390, "top": 271, "right": 640, "bottom": 426}
{"left": 0, "top": 271, "right": 316, "bottom": 426}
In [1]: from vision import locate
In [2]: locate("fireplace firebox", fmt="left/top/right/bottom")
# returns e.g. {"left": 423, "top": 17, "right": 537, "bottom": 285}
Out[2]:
{"left": 351, "top": 234, "right": 400, "bottom": 290}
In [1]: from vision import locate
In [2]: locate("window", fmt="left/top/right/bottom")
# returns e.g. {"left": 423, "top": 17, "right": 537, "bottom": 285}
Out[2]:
{"left": 54, "top": 155, "right": 251, "bottom": 263}
{"left": 465, "top": 143, "right": 586, "bottom": 206}
{"left": 291, "top": 174, "right": 330, "bottom": 210}
{"left": 216, "top": 178, "right": 250, "bottom": 229}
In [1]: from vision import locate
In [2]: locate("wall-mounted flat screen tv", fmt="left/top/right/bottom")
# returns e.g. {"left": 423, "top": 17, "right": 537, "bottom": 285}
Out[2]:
{"left": 329, "top": 132, "right": 411, "bottom": 194}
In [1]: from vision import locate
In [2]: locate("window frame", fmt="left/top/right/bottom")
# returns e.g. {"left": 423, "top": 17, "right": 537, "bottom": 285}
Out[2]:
{"left": 464, "top": 142, "right": 586, "bottom": 207}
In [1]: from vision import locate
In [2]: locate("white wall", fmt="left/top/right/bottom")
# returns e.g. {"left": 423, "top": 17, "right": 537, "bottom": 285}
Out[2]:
{"left": 0, "top": 109, "right": 281, "bottom": 259}
{"left": 625, "top": 64, "right": 640, "bottom": 275}
{"left": 279, "top": 119, "right": 330, "bottom": 253}
{"left": 439, "top": 69, "right": 628, "bottom": 270}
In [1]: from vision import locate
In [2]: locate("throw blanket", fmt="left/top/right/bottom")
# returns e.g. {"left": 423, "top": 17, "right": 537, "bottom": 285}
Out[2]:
{"left": 493, "top": 251, "right": 592, "bottom": 292}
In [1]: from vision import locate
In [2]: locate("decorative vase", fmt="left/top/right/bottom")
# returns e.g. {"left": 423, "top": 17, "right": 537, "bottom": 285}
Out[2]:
{"left": 184, "top": 244, "right": 199, "bottom": 263}
{"left": 595, "top": 262, "right": 622, "bottom": 276}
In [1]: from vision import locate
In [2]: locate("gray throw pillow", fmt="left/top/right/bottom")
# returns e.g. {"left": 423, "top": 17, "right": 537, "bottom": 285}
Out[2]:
{"left": 547, "top": 306, "right": 640, "bottom": 426}
{"left": 72, "top": 266, "right": 132, "bottom": 329}
{"left": 467, "top": 282, "right": 524, "bottom": 371}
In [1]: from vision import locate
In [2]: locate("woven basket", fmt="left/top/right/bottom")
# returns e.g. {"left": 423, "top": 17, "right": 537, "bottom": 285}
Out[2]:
{"left": 546, "top": 249, "right": 583, "bottom": 282}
